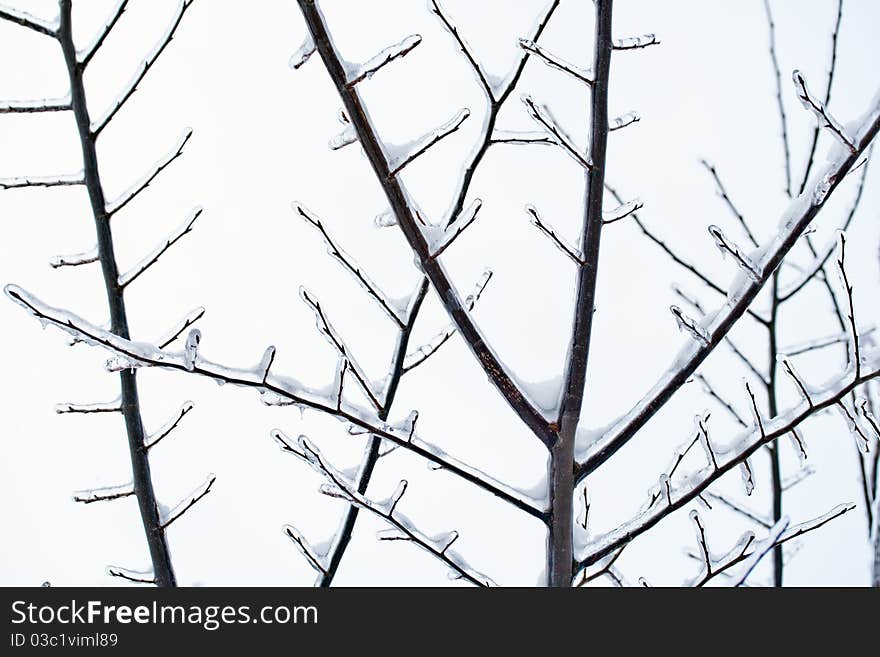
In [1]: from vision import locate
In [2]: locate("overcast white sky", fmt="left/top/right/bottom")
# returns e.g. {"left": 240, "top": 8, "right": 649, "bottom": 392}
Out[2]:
{"left": 1, "top": 0, "right": 879, "bottom": 587}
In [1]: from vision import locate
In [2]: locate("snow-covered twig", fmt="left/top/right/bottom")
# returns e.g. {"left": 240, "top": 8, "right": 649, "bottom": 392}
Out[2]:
{"left": 0, "top": 3, "right": 58, "bottom": 37}
{"left": 0, "top": 172, "right": 84, "bottom": 190}
{"left": 793, "top": 70, "right": 857, "bottom": 154}
{"left": 0, "top": 97, "right": 70, "bottom": 113}
{"left": 144, "top": 401, "right": 194, "bottom": 450}
{"left": 117, "top": 207, "right": 201, "bottom": 288}
{"left": 73, "top": 482, "right": 134, "bottom": 504}
{"left": 387, "top": 109, "right": 470, "bottom": 177}
{"left": 78, "top": 0, "right": 129, "bottom": 68}
{"left": 517, "top": 38, "right": 593, "bottom": 85}
{"left": 107, "top": 566, "right": 155, "bottom": 585}
{"left": 345, "top": 34, "right": 422, "bottom": 87}
{"left": 707, "top": 224, "right": 761, "bottom": 282}
{"left": 105, "top": 129, "right": 193, "bottom": 216}
{"left": 522, "top": 95, "right": 592, "bottom": 171}
{"left": 613, "top": 34, "right": 659, "bottom": 50}
{"left": 603, "top": 198, "right": 642, "bottom": 224}
{"left": 90, "top": 0, "right": 196, "bottom": 136}
{"left": 49, "top": 247, "right": 98, "bottom": 269}
{"left": 429, "top": 199, "right": 482, "bottom": 259}
{"left": 609, "top": 111, "right": 640, "bottom": 132}
{"left": 156, "top": 307, "right": 206, "bottom": 349}
{"left": 55, "top": 398, "right": 121, "bottom": 415}
{"left": 525, "top": 205, "right": 583, "bottom": 264}
{"left": 296, "top": 202, "right": 406, "bottom": 327}
{"left": 159, "top": 474, "right": 215, "bottom": 530}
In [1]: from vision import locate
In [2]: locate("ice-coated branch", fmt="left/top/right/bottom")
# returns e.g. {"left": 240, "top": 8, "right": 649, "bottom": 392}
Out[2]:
{"left": 793, "top": 70, "right": 857, "bottom": 154}
{"left": 522, "top": 95, "right": 592, "bottom": 170}
{"left": 159, "top": 474, "right": 215, "bottom": 530}
{"left": 105, "top": 129, "right": 193, "bottom": 216}
{"left": 402, "top": 269, "right": 492, "bottom": 373}
{"left": 432, "top": 0, "right": 561, "bottom": 227}
{"left": 0, "top": 172, "right": 84, "bottom": 190}
{"left": 603, "top": 198, "right": 642, "bottom": 225}
{"left": 90, "top": 0, "right": 196, "bottom": 136}
{"left": 525, "top": 205, "right": 583, "bottom": 265}
{"left": 707, "top": 225, "right": 761, "bottom": 282}
{"left": 5, "top": 284, "right": 546, "bottom": 519}
{"left": 576, "top": 91, "right": 880, "bottom": 480}
{"left": 836, "top": 232, "right": 860, "bottom": 380}
{"left": 517, "top": 38, "right": 594, "bottom": 86}
{"left": 763, "top": 0, "right": 793, "bottom": 197}
{"left": 429, "top": 199, "right": 482, "bottom": 259}
{"left": 782, "top": 328, "right": 875, "bottom": 357}
{"left": 609, "top": 183, "right": 768, "bottom": 327}
{"left": 701, "top": 160, "right": 758, "bottom": 247}
{"left": 345, "top": 34, "right": 422, "bottom": 87}
{"left": 695, "top": 373, "right": 749, "bottom": 428}
{"left": 670, "top": 305, "right": 710, "bottom": 347}
{"left": 797, "top": 0, "right": 844, "bottom": 195}
{"left": 778, "top": 148, "right": 870, "bottom": 302}
{"left": 284, "top": 525, "right": 328, "bottom": 576}
{"left": 55, "top": 398, "right": 121, "bottom": 414}
{"left": 78, "top": 0, "right": 130, "bottom": 68}
{"left": 300, "top": 287, "right": 383, "bottom": 411}
{"left": 612, "top": 34, "right": 659, "bottom": 50}
{"left": 49, "top": 247, "right": 98, "bottom": 269}
{"left": 574, "top": 349, "right": 880, "bottom": 569}
{"left": 107, "top": 566, "right": 155, "bottom": 585}
{"left": 144, "top": 401, "right": 194, "bottom": 451}
{"left": 118, "top": 207, "right": 201, "bottom": 288}
{"left": 704, "top": 491, "right": 771, "bottom": 528}
{"left": 296, "top": 202, "right": 407, "bottom": 328}
{"left": 387, "top": 108, "right": 471, "bottom": 177}
{"left": 0, "top": 3, "right": 58, "bottom": 37}
{"left": 287, "top": 434, "right": 495, "bottom": 586}
{"left": 73, "top": 482, "right": 134, "bottom": 504}
{"left": 489, "top": 130, "right": 554, "bottom": 146}
{"left": 296, "top": 0, "right": 556, "bottom": 447}
{"left": 0, "top": 97, "right": 70, "bottom": 113}
{"left": 609, "top": 111, "right": 640, "bottom": 132}
{"left": 156, "top": 307, "right": 206, "bottom": 349}
{"left": 429, "top": 0, "right": 492, "bottom": 97}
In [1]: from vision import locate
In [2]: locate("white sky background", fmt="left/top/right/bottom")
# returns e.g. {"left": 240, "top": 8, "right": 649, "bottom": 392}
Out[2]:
{"left": 1, "top": 0, "right": 878, "bottom": 587}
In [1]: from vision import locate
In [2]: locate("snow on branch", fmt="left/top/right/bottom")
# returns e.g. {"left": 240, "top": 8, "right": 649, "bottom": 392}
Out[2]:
{"left": 156, "top": 307, "right": 206, "bottom": 349}
{"left": 55, "top": 398, "right": 121, "bottom": 414}
{"left": 428, "top": 198, "right": 482, "bottom": 259}
{"left": 290, "top": 34, "right": 316, "bottom": 70}
{"left": 576, "top": 90, "right": 880, "bottom": 477}
{"left": 78, "top": 0, "right": 129, "bottom": 68}
{"left": 489, "top": 130, "right": 554, "bottom": 146}
{"left": 0, "top": 3, "right": 58, "bottom": 37}
{"left": 0, "top": 96, "right": 70, "bottom": 113}
{"left": 159, "top": 473, "right": 215, "bottom": 529}
{"left": 5, "top": 283, "right": 547, "bottom": 518}
{"left": 300, "top": 287, "right": 383, "bottom": 411}
{"left": 345, "top": 34, "right": 422, "bottom": 87}
{"left": 118, "top": 207, "right": 201, "bottom": 288}
{"left": 613, "top": 34, "right": 659, "bottom": 51}
{"left": 49, "top": 247, "right": 98, "bottom": 269}
{"left": 525, "top": 205, "right": 583, "bottom": 264}
{"left": 403, "top": 269, "right": 492, "bottom": 373}
{"left": 106, "top": 129, "right": 193, "bottom": 216}
{"left": 793, "top": 70, "right": 857, "bottom": 154}
{"left": 517, "top": 38, "right": 593, "bottom": 85}
{"left": 144, "top": 401, "right": 194, "bottom": 450}
{"left": 90, "top": 0, "right": 196, "bottom": 136}
{"left": 522, "top": 95, "right": 592, "bottom": 170}
{"left": 387, "top": 109, "right": 471, "bottom": 177}
{"left": 429, "top": 0, "right": 492, "bottom": 97}
{"left": 73, "top": 482, "right": 134, "bottom": 504}
{"left": 296, "top": 202, "right": 406, "bottom": 327}
{"left": 574, "top": 346, "right": 880, "bottom": 570}
{"left": 106, "top": 566, "right": 155, "bottom": 585}
{"left": 609, "top": 111, "right": 640, "bottom": 132}
{"left": 288, "top": 434, "right": 496, "bottom": 586}
{"left": 0, "top": 171, "right": 84, "bottom": 190}
{"left": 603, "top": 198, "right": 642, "bottom": 225}
{"left": 284, "top": 524, "right": 328, "bottom": 576}
{"left": 707, "top": 224, "right": 761, "bottom": 282}
{"left": 670, "top": 305, "right": 710, "bottom": 347}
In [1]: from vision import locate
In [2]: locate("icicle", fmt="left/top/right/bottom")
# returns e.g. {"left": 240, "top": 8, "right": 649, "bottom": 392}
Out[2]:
{"left": 670, "top": 305, "right": 710, "bottom": 346}
{"left": 183, "top": 328, "right": 201, "bottom": 371}
{"left": 813, "top": 173, "right": 835, "bottom": 206}
{"left": 289, "top": 34, "right": 316, "bottom": 70}
{"left": 258, "top": 345, "right": 276, "bottom": 382}
{"left": 398, "top": 410, "right": 419, "bottom": 441}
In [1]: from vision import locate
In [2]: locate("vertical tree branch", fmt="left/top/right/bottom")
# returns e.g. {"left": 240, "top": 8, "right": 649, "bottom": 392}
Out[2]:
{"left": 58, "top": 0, "right": 175, "bottom": 586}
{"left": 549, "top": 0, "right": 614, "bottom": 588}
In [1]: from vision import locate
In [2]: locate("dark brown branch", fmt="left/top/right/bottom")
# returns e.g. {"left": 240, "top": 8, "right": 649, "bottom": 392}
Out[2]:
{"left": 79, "top": 0, "right": 130, "bottom": 68}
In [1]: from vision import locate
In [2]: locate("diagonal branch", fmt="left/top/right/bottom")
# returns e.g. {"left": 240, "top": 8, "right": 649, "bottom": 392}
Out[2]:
{"left": 79, "top": 0, "right": 130, "bottom": 68}
{"left": 0, "top": 4, "right": 58, "bottom": 37}
{"left": 118, "top": 207, "right": 201, "bottom": 288}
